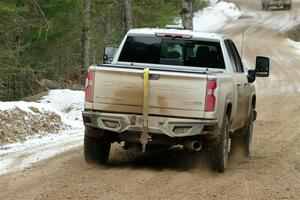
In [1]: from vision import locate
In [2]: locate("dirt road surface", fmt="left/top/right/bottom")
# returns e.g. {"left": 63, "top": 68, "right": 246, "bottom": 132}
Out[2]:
{"left": 1, "top": 1, "right": 299, "bottom": 199}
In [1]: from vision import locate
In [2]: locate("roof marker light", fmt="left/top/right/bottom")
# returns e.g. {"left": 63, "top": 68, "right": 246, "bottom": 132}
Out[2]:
{"left": 155, "top": 33, "right": 192, "bottom": 39}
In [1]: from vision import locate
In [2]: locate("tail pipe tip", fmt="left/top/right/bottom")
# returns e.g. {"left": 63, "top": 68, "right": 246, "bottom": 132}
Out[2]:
{"left": 183, "top": 140, "right": 202, "bottom": 151}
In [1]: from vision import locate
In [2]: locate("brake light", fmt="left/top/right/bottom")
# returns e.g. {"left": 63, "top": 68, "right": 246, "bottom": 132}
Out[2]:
{"left": 155, "top": 33, "right": 192, "bottom": 39}
{"left": 85, "top": 69, "right": 94, "bottom": 102}
{"left": 205, "top": 79, "right": 217, "bottom": 112}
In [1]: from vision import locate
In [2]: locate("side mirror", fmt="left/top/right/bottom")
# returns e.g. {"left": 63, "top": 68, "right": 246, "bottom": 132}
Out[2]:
{"left": 255, "top": 56, "right": 270, "bottom": 77}
{"left": 103, "top": 45, "right": 119, "bottom": 64}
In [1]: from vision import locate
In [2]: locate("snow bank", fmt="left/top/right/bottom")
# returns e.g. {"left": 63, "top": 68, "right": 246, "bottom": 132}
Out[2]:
{"left": 193, "top": 1, "right": 242, "bottom": 32}
{"left": 0, "top": 89, "right": 84, "bottom": 127}
{"left": 0, "top": 89, "right": 85, "bottom": 175}
{"left": 39, "top": 89, "right": 84, "bottom": 127}
{"left": 0, "top": 89, "right": 84, "bottom": 142}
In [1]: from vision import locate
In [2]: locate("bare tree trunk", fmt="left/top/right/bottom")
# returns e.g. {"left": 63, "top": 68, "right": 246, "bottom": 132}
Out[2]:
{"left": 124, "top": 0, "right": 132, "bottom": 33}
{"left": 82, "top": 0, "right": 90, "bottom": 78}
{"left": 181, "top": 0, "right": 194, "bottom": 30}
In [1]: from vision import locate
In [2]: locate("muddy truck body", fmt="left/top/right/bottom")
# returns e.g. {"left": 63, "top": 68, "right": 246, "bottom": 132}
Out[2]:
{"left": 82, "top": 28, "right": 269, "bottom": 172}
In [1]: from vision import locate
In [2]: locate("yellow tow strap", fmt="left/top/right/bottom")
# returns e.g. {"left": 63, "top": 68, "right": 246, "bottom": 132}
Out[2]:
{"left": 141, "top": 68, "right": 149, "bottom": 152}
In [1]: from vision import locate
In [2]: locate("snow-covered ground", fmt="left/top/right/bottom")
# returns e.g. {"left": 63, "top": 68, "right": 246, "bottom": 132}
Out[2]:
{"left": 173, "top": 1, "right": 242, "bottom": 32}
{"left": 287, "top": 39, "right": 300, "bottom": 54}
{"left": 39, "top": 89, "right": 84, "bottom": 127}
{"left": 247, "top": 8, "right": 300, "bottom": 33}
{"left": 192, "top": 0, "right": 300, "bottom": 34}
{"left": 0, "top": 89, "right": 83, "bottom": 125}
{"left": 0, "top": 89, "right": 84, "bottom": 175}
{"left": 193, "top": 1, "right": 242, "bottom": 32}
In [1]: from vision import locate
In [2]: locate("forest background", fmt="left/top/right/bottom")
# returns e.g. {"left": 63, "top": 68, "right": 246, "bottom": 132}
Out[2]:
{"left": 0, "top": 0, "right": 207, "bottom": 100}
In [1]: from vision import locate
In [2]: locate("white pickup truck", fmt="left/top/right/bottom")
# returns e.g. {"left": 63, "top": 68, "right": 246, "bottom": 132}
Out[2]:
{"left": 82, "top": 28, "right": 269, "bottom": 172}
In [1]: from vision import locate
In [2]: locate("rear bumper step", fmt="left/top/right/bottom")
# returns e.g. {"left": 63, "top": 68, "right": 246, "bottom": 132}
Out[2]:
{"left": 83, "top": 111, "right": 217, "bottom": 138}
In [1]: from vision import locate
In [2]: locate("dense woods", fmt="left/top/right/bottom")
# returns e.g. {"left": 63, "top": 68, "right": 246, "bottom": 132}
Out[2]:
{"left": 0, "top": 0, "right": 206, "bottom": 100}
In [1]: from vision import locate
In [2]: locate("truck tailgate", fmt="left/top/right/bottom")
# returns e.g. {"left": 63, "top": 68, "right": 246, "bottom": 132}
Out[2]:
{"left": 93, "top": 67, "right": 207, "bottom": 119}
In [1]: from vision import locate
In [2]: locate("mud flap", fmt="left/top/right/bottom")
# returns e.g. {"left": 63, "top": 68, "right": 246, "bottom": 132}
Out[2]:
{"left": 141, "top": 68, "right": 150, "bottom": 152}
{"left": 253, "top": 109, "right": 257, "bottom": 121}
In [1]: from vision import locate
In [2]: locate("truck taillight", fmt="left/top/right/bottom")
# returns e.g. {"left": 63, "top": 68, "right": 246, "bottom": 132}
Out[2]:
{"left": 205, "top": 79, "right": 217, "bottom": 112}
{"left": 85, "top": 70, "right": 94, "bottom": 102}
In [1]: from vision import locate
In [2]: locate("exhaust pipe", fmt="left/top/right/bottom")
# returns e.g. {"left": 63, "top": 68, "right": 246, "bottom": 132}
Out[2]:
{"left": 183, "top": 140, "right": 202, "bottom": 151}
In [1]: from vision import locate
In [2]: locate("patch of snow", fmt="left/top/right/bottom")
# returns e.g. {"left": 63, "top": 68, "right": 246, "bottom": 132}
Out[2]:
{"left": 193, "top": 1, "right": 242, "bottom": 32}
{"left": 259, "top": 13, "right": 300, "bottom": 32}
{"left": 0, "top": 89, "right": 85, "bottom": 175}
{"left": 0, "top": 128, "right": 83, "bottom": 175}
{"left": 39, "top": 89, "right": 84, "bottom": 127}
{"left": 0, "top": 101, "right": 57, "bottom": 113}
{"left": 0, "top": 158, "right": 14, "bottom": 175}
{"left": 287, "top": 39, "right": 300, "bottom": 54}
{"left": 0, "top": 89, "right": 84, "bottom": 128}
{"left": 239, "top": 3, "right": 300, "bottom": 33}
{"left": 207, "top": 0, "right": 218, "bottom": 4}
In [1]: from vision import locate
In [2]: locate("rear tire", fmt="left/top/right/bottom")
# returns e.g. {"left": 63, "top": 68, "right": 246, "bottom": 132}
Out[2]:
{"left": 213, "top": 115, "right": 230, "bottom": 173}
{"left": 84, "top": 129, "right": 111, "bottom": 164}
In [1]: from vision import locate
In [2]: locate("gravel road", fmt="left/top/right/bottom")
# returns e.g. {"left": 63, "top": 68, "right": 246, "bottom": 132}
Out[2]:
{"left": 1, "top": 1, "right": 299, "bottom": 199}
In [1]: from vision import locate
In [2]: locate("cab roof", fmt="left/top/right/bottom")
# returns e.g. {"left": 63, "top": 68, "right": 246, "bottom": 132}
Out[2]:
{"left": 127, "top": 28, "right": 227, "bottom": 41}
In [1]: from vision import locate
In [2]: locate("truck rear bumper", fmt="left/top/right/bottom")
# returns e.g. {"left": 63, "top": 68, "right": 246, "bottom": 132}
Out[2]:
{"left": 83, "top": 111, "right": 217, "bottom": 138}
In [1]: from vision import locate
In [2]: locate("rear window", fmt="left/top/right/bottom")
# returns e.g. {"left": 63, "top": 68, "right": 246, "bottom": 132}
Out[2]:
{"left": 118, "top": 36, "right": 225, "bottom": 69}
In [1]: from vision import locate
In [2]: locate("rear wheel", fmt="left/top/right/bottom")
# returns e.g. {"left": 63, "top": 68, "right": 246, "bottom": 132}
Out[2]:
{"left": 213, "top": 115, "right": 230, "bottom": 173}
{"left": 84, "top": 128, "right": 111, "bottom": 164}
